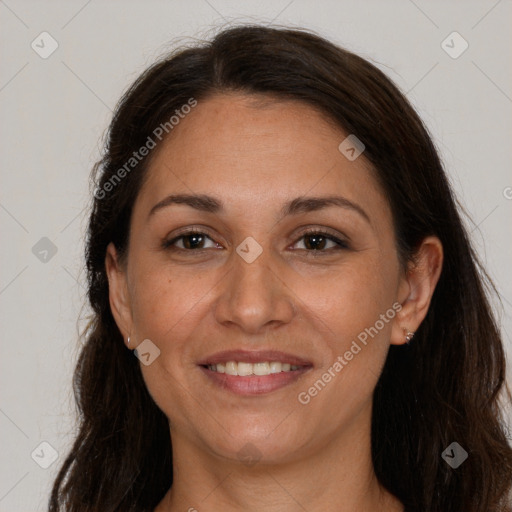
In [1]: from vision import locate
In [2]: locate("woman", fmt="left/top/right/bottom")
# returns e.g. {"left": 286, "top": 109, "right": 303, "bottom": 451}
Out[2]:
{"left": 49, "top": 25, "right": 512, "bottom": 512}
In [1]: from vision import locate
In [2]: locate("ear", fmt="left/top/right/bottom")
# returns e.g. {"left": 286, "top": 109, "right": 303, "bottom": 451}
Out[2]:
{"left": 105, "top": 242, "right": 133, "bottom": 346}
{"left": 391, "top": 236, "right": 443, "bottom": 346}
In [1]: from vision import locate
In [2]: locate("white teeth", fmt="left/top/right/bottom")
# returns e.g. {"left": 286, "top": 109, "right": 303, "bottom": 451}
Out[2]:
{"left": 253, "top": 362, "right": 270, "bottom": 375}
{"left": 237, "top": 362, "right": 253, "bottom": 376}
{"left": 270, "top": 362, "right": 282, "bottom": 373}
{"left": 225, "top": 361, "right": 238, "bottom": 375}
{"left": 207, "top": 361, "right": 304, "bottom": 376}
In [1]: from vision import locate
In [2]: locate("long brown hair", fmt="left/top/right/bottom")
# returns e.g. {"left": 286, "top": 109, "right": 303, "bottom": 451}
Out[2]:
{"left": 49, "top": 25, "right": 512, "bottom": 512}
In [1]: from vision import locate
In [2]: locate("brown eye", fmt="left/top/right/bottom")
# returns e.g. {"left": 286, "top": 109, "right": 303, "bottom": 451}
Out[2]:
{"left": 179, "top": 233, "right": 207, "bottom": 249}
{"left": 303, "top": 233, "right": 332, "bottom": 250}
{"left": 292, "top": 230, "right": 348, "bottom": 252}
{"left": 163, "top": 231, "right": 220, "bottom": 251}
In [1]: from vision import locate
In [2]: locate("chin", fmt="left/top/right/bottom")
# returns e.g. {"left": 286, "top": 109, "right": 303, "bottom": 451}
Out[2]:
{"left": 201, "top": 417, "right": 312, "bottom": 466}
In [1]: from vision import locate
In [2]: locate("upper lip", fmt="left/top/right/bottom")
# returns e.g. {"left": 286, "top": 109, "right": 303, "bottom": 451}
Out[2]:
{"left": 197, "top": 349, "right": 313, "bottom": 366}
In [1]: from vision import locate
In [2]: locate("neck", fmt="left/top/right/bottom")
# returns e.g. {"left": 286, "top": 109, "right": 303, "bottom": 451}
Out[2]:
{"left": 155, "top": 404, "right": 404, "bottom": 512}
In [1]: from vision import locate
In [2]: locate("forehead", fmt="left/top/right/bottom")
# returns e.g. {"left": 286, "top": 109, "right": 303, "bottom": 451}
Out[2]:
{"left": 135, "top": 93, "right": 390, "bottom": 226}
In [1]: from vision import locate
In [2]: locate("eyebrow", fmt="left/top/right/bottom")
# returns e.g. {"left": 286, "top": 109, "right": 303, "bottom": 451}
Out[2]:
{"left": 148, "top": 193, "right": 371, "bottom": 224}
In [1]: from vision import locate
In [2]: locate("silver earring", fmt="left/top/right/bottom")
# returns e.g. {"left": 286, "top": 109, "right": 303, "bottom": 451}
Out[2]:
{"left": 127, "top": 336, "right": 131, "bottom": 346}
{"left": 403, "top": 329, "right": 415, "bottom": 343}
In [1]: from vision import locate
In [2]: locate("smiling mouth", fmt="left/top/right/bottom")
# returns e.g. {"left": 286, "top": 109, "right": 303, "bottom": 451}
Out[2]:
{"left": 202, "top": 361, "right": 307, "bottom": 376}
{"left": 198, "top": 350, "right": 313, "bottom": 395}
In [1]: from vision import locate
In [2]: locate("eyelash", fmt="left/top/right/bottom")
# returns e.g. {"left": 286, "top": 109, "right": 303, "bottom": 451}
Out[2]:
{"left": 162, "top": 227, "right": 349, "bottom": 256}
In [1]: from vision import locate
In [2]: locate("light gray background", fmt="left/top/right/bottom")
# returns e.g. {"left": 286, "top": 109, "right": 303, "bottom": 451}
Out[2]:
{"left": 1, "top": 1, "right": 511, "bottom": 510}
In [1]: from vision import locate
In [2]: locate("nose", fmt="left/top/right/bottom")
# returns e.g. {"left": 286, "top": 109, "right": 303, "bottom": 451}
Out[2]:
{"left": 213, "top": 245, "right": 296, "bottom": 334}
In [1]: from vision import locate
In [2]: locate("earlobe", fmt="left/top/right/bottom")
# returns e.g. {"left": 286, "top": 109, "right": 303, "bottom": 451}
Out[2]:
{"left": 391, "top": 236, "right": 443, "bottom": 346}
{"left": 105, "top": 242, "right": 133, "bottom": 344}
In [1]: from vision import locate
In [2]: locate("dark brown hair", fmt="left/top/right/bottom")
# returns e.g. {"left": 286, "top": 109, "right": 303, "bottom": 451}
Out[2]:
{"left": 49, "top": 25, "right": 512, "bottom": 512}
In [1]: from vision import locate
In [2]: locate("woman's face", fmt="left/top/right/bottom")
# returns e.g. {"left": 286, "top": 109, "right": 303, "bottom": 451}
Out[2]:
{"left": 108, "top": 93, "right": 411, "bottom": 464}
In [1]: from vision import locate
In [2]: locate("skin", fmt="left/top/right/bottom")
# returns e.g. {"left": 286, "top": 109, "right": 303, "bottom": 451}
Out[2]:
{"left": 106, "top": 93, "right": 443, "bottom": 512}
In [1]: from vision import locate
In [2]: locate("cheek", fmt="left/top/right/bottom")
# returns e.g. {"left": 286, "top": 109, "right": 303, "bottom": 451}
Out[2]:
{"left": 130, "top": 263, "right": 212, "bottom": 341}
{"left": 292, "top": 255, "right": 395, "bottom": 342}
{"left": 129, "top": 265, "right": 216, "bottom": 424}
{"left": 292, "top": 256, "right": 397, "bottom": 405}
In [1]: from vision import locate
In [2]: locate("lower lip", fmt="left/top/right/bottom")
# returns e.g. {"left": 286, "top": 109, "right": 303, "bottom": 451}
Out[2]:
{"left": 200, "top": 366, "right": 310, "bottom": 395}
